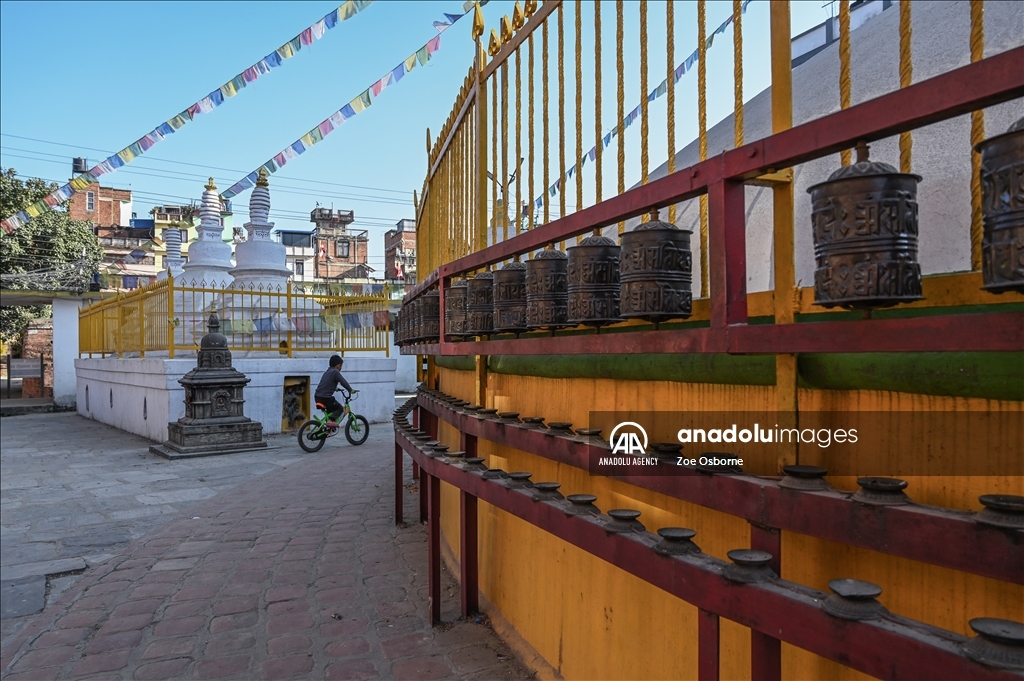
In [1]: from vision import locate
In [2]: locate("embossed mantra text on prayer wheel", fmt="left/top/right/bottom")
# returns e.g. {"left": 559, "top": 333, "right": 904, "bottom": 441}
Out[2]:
{"left": 466, "top": 271, "right": 494, "bottom": 336}
{"left": 493, "top": 261, "right": 528, "bottom": 334}
{"left": 409, "top": 297, "right": 423, "bottom": 344}
{"left": 976, "top": 116, "right": 1024, "bottom": 294}
{"left": 422, "top": 290, "right": 440, "bottom": 343}
{"left": 807, "top": 142, "right": 923, "bottom": 309}
{"left": 444, "top": 279, "right": 468, "bottom": 340}
{"left": 396, "top": 307, "right": 404, "bottom": 345}
{"left": 620, "top": 210, "right": 693, "bottom": 323}
{"left": 526, "top": 247, "right": 570, "bottom": 330}
{"left": 568, "top": 234, "right": 622, "bottom": 327}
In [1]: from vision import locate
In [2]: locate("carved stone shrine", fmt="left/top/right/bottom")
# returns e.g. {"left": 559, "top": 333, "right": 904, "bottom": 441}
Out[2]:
{"left": 151, "top": 314, "right": 268, "bottom": 459}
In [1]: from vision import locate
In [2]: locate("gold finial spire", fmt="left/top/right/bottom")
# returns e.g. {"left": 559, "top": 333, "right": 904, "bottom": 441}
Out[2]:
{"left": 205, "top": 177, "right": 217, "bottom": 191}
{"left": 256, "top": 167, "right": 269, "bottom": 187}
{"left": 472, "top": 2, "right": 485, "bottom": 42}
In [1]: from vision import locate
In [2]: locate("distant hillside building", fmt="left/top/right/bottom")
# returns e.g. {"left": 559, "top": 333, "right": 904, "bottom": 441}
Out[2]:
{"left": 310, "top": 207, "right": 372, "bottom": 280}
{"left": 275, "top": 229, "right": 316, "bottom": 283}
{"left": 384, "top": 219, "right": 416, "bottom": 285}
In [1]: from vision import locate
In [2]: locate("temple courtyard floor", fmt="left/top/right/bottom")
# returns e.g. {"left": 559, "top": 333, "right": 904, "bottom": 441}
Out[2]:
{"left": 1, "top": 411, "right": 530, "bottom": 680}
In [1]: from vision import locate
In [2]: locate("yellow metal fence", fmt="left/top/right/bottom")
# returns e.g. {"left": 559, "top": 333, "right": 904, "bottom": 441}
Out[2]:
{"left": 79, "top": 277, "right": 391, "bottom": 358}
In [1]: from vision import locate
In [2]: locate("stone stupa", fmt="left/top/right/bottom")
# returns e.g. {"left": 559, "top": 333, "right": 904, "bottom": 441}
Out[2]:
{"left": 150, "top": 313, "right": 269, "bottom": 459}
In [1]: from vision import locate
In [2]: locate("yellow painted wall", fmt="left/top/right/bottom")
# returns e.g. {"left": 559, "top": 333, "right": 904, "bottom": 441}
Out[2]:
{"left": 429, "top": 366, "right": 1023, "bottom": 680}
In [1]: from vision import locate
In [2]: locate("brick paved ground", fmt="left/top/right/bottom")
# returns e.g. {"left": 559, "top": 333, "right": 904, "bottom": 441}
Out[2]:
{"left": 1, "top": 419, "right": 532, "bottom": 680}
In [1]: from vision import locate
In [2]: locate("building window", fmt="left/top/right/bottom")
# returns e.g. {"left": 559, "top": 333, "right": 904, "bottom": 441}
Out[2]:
{"left": 86, "top": 192, "right": 95, "bottom": 212}
{"left": 294, "top": 260, "right": 304, "bottom": 277}
{"left": 180, "top": 229, "right": 189, "bottom": 243}
{"left": 336, "top": 241, "right": 350, "bottom": 258}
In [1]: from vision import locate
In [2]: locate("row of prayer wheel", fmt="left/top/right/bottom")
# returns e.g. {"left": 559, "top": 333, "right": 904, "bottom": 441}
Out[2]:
{"left": 397, "top": 120, "right": 1022, "bottom": 345}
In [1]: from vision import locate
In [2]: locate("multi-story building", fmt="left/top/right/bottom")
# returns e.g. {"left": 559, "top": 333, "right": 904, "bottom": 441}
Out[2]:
{"left": 94, "top": 222, "right": 160, "bottom": 285}
{"left": 310, "top": 208, "right": 373, "bottom": 280}
{"left": 384, "top": 219, "right": 416, "bottom": 288}
{"left": 275, "top": 229, "right": 317, "bottom": 283}
{"left": 66, "top": 173, "right": 133, "bottom": 228}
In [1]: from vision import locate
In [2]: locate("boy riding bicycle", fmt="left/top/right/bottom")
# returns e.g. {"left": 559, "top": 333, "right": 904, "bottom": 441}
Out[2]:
{"left": 315, "top": 355, "right": 357, "bottom": 428}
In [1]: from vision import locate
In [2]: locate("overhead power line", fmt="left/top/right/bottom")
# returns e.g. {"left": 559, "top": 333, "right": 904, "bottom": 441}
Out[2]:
{"left": 0, "top": 132, "right": 414, "bottom": 196}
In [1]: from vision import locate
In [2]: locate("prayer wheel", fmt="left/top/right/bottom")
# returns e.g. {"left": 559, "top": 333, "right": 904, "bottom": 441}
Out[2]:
{"left": 620, "top": 210, "right": 693, "bottom": 323}
{"left": 409, "top": 297, "right": 422, "bottom": 345}
{"left": 526, "top": 247, "right": 570, "bottom": 330}
{"left": 567, "top": 234, "right": 622, "bottom": 327}
{"left": 807, "top": 142, "right": 923, "bottom": 309}
{"left": 493, "top": 261, "right": 528, "bottom": 334}
{"left": 444, "top": 279, "right": 468, "bottom": 340}
{"left": 396, "top": 307, "right": 405, "bottom": 345}
{"left": 465, "top": 271, "right": 494, "bottom": 336}
{"left": 422, "top": 290, "right": 440, "bottom": 343}
{"left": 976, "top": 116, "right": 1024, "bottom": 293}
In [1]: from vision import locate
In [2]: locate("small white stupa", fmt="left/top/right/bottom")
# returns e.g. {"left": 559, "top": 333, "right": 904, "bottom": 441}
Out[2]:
{"left": 157, "top": 222, "right": 185, "bottom": 281}
{"left": 179, "top": 178, "right": 234, "bottom": 288}
{"left": 229, "top": 168, "right": 292, "bottom": 290}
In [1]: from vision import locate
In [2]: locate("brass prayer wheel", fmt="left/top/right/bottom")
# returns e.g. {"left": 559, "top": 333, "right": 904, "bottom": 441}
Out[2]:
{"left": 620, "top": 210, "right": 693, "bottom": 323}
{"left": 422, "top": 290, "right": 440, "bottom": 343}
{"left": 807, "top": 142, "right": 923, "bottom": 309}
{"left": 465, "top": 271, "right": 494, "bottom": 336}
{"left": 567, "top": 234, "right": 622, "bottom": 327}
{"left": 526, "top": 247, "right": 570, "bottom": 330}
{"left": 444, "top": 279, "right": 468, "bottom": 340}
{"left": 493, "top": 261, "right": 528, "bottom": 334}
{"left": 396, "top": 306, "right": 405, "bottom": 345}
{"left": 410, "top": 296, "right": 423, "bottom": 344}
{"left": 976, "top": 116, "right": 1024, "bottom": 293}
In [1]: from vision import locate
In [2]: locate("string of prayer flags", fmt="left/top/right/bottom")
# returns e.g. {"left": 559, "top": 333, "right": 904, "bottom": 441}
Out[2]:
{"left": 222, "top": 9, "right": 467, "bottom": 199}
{"left": 1, "top": 1, "right": 374, "bottom": 233}
{"left": 530, "top": 0, "right": 752, "bottom": 212}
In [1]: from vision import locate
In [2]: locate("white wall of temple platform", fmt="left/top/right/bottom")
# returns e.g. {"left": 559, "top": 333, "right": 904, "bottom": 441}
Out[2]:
{"left": 75, "top": 355, "right": 396, "bottom": 443}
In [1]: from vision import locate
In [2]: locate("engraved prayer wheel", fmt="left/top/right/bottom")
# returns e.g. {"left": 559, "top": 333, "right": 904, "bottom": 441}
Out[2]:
{"left": 567, "top": 235, "right": 622, "bottom": 327}
{"left": 396, "top": 307, "right": 405, "bottom": 345}
{"left": 526, "top": 247, "right": 570, "bottom": 330}
{"left": 493, "top": 262, "right": 528, "bottom": 334}
{"left": 976, "top": 116, "right": 1024, "bottom": 293}
{"left": 465, "top": 271, "right": 494, "bottom": 336}
{"left": 444, "top": 279, "right": 468, "bottom": 340}
{"left": 409, "top": 297, "right": 421, "bottom": 344}
{"left": 807, "top": 142, "right": 923, "bottom": 309}
{"left": 422, "top": 290, "right": 440, "bottom": 343}
{"left": 620, "top": 210, "right": 693, "bottom": 323}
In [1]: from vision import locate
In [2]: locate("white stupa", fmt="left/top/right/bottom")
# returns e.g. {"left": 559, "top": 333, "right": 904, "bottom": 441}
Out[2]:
{"left": 179, "top": 178, "right": 234, "bottom": 288}
{"left": 157, "top": 223, "right": 185, "bottom": 281}
{"left": 229, "top": 168, "right": 292, "bottom": 290}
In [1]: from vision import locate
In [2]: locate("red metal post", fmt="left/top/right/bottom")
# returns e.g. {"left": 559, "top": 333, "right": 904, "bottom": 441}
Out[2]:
{"left": 460, "top": 490, "right": 480, "bottom": 616}
{"left": 698, "top": 609, "right": 720, "bottom": 681}
{"left": 707, "top": 177, "right": 748, "bottom": 327}
{"left": 428, "top": 473, "right": 442, "bottom": 624}
{"left": 394, "top": 443, "right": 404, "bottom": 524}
{"left": 751, "top": 632, "right": 782, "bottom": 681}
{"left": 419, "top": 467, "right": 428, "bottom": 523}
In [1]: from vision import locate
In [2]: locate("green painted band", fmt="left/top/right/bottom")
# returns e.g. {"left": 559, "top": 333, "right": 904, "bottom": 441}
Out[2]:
{"left": 435, "top": 352, "right": 1024, "bottom": 401}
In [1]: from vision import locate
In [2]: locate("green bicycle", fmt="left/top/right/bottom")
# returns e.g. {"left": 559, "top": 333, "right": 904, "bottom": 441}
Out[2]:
{"left": 297, "top": 389, "right": 369, "bottom": 452}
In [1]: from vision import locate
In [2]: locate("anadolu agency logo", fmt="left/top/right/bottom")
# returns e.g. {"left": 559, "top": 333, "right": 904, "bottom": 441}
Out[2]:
{"left": 599, "top": 422, "right": 658, "bottom": 467}
{"left": 609, "top": 422, "right": 648, "bottom": 455}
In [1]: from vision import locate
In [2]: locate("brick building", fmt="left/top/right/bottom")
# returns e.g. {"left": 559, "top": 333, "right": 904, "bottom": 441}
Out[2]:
{"left": 67, "top": 184, "right": 133, "bottom": 227}
{"left": 310, "top": 208, "right": 372, "bottom": 280}
{"left": 384, "top": 219, "right": 416, "bottom": 286}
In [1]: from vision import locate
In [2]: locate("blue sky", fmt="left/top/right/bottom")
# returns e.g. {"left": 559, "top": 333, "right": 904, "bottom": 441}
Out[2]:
{"left": 0, "top": 1, "right": 833, "bottom": 271}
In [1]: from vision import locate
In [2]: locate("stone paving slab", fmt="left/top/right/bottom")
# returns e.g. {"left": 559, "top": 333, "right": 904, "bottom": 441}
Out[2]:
{"left": 1, "top": 410, "right": 533, "bottom": 680}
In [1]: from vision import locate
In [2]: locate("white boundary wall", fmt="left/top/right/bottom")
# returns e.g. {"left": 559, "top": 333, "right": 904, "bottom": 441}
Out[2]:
{"left": 75, "top": 355, "right": 396, "bottom": 443}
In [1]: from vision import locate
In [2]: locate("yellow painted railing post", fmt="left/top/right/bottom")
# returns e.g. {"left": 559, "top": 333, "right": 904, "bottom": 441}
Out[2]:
{"left": 116, "top": 292, "right": 124, "bottom": 359}
{"left": 167, "top": 272, "right": 175, "bottom": 358}
{"left": 771, "top": 0, "right": 797, "bottom": 472}
{"left": 286, "top": 281, "right": 294, "bottom": 358}
{"left": 138, "top": 291, "right": 146, "bottom": 358}
{"left": 476, "top": 41, "right": 489, "bottom": 253}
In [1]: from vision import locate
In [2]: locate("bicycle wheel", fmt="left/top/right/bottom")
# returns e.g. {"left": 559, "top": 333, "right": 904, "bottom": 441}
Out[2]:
{"left": 298, "top": 420, "right": 327, "bottom": 453}
{"left": 345, "top": 415, "right": 370, "bottom": 446}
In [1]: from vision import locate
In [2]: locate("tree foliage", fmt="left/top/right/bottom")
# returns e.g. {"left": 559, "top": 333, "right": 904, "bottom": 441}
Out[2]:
{"left": 0, "top": 168, "right": 104, "bottom": 349}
